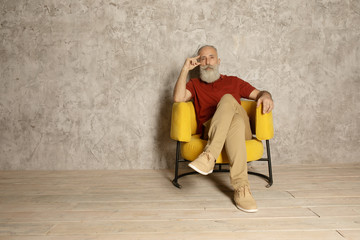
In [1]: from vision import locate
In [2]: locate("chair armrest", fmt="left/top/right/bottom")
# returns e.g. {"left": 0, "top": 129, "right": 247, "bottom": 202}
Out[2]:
{"left": 170, "top": 102, "right": 194, "bottom": 142}
{"left": 255, "top": 106, "right": 274, "bottom": 140}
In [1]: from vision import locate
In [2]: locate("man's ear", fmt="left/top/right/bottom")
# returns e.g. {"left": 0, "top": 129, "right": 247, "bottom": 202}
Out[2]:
{"left": 218, "top": 58, "right": 221, "bottom": 64}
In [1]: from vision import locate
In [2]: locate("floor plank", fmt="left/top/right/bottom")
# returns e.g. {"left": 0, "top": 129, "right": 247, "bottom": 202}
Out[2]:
{"left": 46, "top": 217, "right": 360, "bottom": 234}
{"left": 0, "top": 231, "right": 346, "bottom": 240}
{"left": 339, "top": 230, "right": 360, "bottom": 240}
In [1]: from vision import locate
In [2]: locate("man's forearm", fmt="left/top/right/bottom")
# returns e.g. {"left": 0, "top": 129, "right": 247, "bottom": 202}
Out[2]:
{"left": 173, "top": 68, "right": 189, "bottom": 102}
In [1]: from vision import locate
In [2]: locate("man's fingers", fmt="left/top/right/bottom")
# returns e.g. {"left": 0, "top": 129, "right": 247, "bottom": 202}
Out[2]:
{"left": 192, "top": 55, "right": 201, "bottom": 63}
{"left": 261, "top": 103, "right": 268, "bottom": 114}
{"left": 189, "top": 58, "right": 200, "bottom": 67}
{"left": 257, "top": 97, "right": 274, "bottom": 114}
{"left": 190, "top": 61, "right": 199, "bottom": 67}
{"left": 185, "top": 57, "right": 200, "bottom": 70}
{"left": 262, "top": 102, "right": 274, "bottom": 114}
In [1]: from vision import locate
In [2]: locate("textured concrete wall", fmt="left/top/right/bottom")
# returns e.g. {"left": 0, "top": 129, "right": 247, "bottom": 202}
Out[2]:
{"left": 1, "top": 0, "right": 359, "bottom": 170}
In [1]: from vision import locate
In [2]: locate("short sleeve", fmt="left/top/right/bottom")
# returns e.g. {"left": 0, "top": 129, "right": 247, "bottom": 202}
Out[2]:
{"left": 237, "top": 78, "right": 256, "bottom": 98}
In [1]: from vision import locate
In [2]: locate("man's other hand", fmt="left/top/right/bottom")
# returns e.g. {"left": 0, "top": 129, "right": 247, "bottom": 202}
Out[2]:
{"left": 257, "top": 92, "right": 274, "bottom": 114}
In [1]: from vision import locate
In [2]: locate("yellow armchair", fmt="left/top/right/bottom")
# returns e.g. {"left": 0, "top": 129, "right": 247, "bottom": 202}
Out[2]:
{"left": 171, "top": 100, "right": 274, "bottom": 188}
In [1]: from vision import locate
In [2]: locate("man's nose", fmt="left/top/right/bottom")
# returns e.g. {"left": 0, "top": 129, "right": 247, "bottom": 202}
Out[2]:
{"left": 205, "top": 58, "right": 209, "bottom": 65}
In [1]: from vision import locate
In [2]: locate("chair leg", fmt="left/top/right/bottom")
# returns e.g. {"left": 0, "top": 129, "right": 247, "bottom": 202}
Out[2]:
{"left": 172, "top": 141, "right": 182, "bottom": 188}
{"left": 265, "top": 140, "right": 273, "bottom": 188}
{"left": 248, "top": 140, "right": 273, "bottom": 187}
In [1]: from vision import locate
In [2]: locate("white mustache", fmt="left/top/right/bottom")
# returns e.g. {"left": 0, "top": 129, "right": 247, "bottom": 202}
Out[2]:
{"left": 200, "top": 65, "right": 216, "bottom": 70}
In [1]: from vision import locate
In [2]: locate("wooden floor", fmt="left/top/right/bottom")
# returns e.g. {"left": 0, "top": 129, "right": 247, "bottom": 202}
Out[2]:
{"left": 0, "top": 164, "right": 360, "bottom": 239}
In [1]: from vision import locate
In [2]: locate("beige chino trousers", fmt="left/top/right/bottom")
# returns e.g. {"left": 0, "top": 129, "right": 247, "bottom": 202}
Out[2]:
{"left": 203, "top": 94, "right": 252, "bottom": 189}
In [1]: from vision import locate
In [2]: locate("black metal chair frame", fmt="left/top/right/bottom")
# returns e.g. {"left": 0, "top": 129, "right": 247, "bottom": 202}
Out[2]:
{"left": 172, "top": 140, "right": 273, "bottom": 189}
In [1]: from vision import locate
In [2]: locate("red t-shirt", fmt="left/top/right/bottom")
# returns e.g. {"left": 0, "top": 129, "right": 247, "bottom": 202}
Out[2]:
{"left": 186, "top": 75, "right": 256, "bottom": 134}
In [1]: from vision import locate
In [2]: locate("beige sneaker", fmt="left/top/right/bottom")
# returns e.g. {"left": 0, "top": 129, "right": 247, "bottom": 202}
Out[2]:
{"left": 188, "top": 152, "right": 216, "bottom": 175}
{"left": 234, "top": 185, "right": 258, "bottom": 213}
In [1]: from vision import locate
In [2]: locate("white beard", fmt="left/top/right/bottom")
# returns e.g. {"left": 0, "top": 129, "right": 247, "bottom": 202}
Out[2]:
{"left": 200, "top": 64, "right": 220, "bottom": 83}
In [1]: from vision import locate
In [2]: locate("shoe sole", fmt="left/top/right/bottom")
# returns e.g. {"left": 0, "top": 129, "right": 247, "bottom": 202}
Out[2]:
{"left": 236, "top": 204, "right": 258, "bottom": 213}
{"left": 188, "top": 163, "right": 213, "bottom": 175}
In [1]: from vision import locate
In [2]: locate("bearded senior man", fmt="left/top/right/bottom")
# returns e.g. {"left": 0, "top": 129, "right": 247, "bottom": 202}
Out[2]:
{"left": 173, "top": 45, "right": 274, "bottom": 213}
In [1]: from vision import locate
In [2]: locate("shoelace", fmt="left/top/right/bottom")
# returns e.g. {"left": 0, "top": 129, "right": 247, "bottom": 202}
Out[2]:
{"left": 236, "top": 186, "right": 252, "bottom": 197}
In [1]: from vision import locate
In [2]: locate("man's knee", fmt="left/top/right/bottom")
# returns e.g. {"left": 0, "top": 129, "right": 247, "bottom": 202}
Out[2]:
{"left": 219, "top": 94, "right": 236, "bottom": 103}
{"left": 217, "top": 94, "right": 238, "bottom": 109}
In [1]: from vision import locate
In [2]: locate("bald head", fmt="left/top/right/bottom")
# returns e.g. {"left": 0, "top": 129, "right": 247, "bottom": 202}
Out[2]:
{"left": 197, "top": 45, "right": 218, "bottom": 56}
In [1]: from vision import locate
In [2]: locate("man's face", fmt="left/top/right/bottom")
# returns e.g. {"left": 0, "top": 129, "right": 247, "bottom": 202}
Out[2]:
{"left": 198, "top": 46, "right": 221, "bottom": 83}
{"left": 199, "top": 46, "right": 220, "bottom": 67}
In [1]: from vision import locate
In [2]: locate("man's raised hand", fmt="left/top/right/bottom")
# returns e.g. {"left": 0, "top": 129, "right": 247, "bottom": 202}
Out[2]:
{"left": 184, "top": 55, "right": 201, "bottom": 71}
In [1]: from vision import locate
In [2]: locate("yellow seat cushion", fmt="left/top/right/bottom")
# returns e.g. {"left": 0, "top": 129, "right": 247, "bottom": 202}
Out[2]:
{"left": 181, "top": 135, "right": 264, "bottom": 164}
